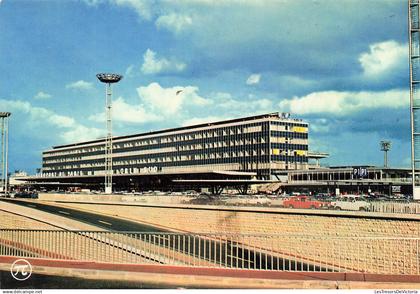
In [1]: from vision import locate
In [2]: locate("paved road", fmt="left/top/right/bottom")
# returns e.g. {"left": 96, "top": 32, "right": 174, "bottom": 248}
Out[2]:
{"left": 0, "top": 198, "right": 167, "bottom": 232}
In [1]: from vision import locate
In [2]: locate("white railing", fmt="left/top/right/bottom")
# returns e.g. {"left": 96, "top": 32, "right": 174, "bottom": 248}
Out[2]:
{"left": 0, "top": 230, "right": 419, "bottom": 275}
{"left": 369, "top": 201, "right": 420, "bottom": 214}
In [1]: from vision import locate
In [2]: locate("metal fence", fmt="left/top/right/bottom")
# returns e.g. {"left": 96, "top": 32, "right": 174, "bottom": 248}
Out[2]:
{"left": 276, "top": 200, "right": 420, "bottom": 215}
{"left": 369, "top": 201, "right": 420, "bottom": 214}
{"left": 0, "top": 229, "right": 419, "bottom": 275}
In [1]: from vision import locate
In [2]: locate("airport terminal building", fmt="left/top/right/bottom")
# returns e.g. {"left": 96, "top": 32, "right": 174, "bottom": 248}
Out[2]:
{"left": 32, "top": 113, "right": 309, "bottom": 189}
{"left": 284, "top": 166, "right": 413, "bottom": 195}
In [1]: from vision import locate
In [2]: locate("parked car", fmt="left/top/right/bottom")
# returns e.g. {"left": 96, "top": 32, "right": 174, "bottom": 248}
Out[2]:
{"left": 331, "top": 195, "right": 370, "bottom": 211}
{"left": 14, "top": 191, "right": 38, "bottom": 199}
{"left": 283, "top": 196, "right": 328, "bottom": 209}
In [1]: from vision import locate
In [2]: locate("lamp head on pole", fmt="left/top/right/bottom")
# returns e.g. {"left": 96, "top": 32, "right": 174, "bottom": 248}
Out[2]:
{"left": 380, "top": 141, "right": 391, "bottom": 152}
{"left": 96, "top": 73, "right": 123, "bottom": 84}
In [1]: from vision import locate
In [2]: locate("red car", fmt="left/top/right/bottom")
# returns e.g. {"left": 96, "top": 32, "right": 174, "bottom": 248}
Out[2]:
{"left": 283, "top": 196, "right": 328, "bottom": 209}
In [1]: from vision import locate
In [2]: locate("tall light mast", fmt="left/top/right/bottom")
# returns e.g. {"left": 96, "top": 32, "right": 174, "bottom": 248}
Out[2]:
{"left": 380, "top": 141, "right": 391, "bottom": 168}
{"left": 409, "top": 0, "right": 420, "bottom": 200}
{"left": 0, "top": 112, "right": 11, "bottom": 195}
{"left": 96, "top": 73, "right": 122, "bottom": 194}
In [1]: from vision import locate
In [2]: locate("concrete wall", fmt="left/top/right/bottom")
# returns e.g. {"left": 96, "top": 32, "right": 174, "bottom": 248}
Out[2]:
{"left": 0, "top": 210, "right": 58, "bottom": 230}
{"left": 38, "top": 193, "right": 192, "bottom": 205}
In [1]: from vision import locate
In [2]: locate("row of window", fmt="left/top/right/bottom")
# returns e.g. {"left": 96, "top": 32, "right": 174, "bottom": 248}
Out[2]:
{"left": 43, "top": 156, "right": 308, "bottom": 175}
{"left": 271, "top": 121, "right": 307, "bottom": 128}
{"left": 271, "top": 131, "right": 308, "bottom": 139}
{"left": 44, "top": 131, "right": 308, "bottom": 161}
{"left": 43, "top": 151, "right": 309, "bottom": 171}
{"left": 46, "top": 122, "right": 270, "bottom": 157}
{"left": 44, "top": 156, "right": 277, "bottom": 171}
{"left": 44, "top": 150, "right": 277, "bottom": 169}
{"left": 43, "top": 142, "right": 308, "bottom": 167}
{"left": 44, "top": 144, "right": 309, "bottom": 166}
{"left": 43, "top": 144, "right": 277, "bottom": 165}
{"left": 45, "top": 122, "right": 307, "bottom": 160}
{"left": 290, "top": 171, "right": 382, "bottom": 181}
{"left": 271, "top": 155, "right": 309, "bottom": 163}
{"left": 271, "top": 143, "right": 308, "bottom": 151}
{"left": 44, "top": 133, "right": 273, "bottom": 159}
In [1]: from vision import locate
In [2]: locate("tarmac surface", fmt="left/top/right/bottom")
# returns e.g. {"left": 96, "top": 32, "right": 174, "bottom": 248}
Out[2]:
{"left": 0, "top": 199, "right": 166, "bottom": 232}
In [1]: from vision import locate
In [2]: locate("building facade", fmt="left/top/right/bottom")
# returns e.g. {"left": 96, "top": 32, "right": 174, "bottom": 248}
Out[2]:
{"left": 38, "top": 113, "right": 308, "bottom": 184}
{"left": 284, "top": 166, "right": 413, "bottom": 195}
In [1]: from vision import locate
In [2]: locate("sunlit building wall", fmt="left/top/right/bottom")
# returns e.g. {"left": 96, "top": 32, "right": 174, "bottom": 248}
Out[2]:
{"left": 40, "top": 113, "right": 309, "bottom": 181}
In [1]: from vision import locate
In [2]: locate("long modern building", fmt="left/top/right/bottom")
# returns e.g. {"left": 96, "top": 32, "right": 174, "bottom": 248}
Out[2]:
{"left": 284, "top": 166, "right": 414, "bottom": 195}
{"left": 30, "top": 113, "right": 309, "bottom": 190}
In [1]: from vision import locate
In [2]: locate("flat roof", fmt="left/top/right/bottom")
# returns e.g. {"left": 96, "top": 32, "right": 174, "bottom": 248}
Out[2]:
{"left": 307, "top": 151, "right": 329, "bottom": 159}
{"left": 51, "top": 112, "right": 306, "bottom": 150}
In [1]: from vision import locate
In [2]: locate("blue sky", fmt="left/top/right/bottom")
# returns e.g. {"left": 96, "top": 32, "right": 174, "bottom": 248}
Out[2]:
{"left": 0, "top": 0, "right": 411, "bottom": 173}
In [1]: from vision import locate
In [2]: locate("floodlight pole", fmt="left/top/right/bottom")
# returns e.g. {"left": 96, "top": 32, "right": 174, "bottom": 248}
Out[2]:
{"left": 384, "top": 149, "right": 388, "bottom": 168}
{"left": 1, "top": 118, "right": 4, "bottom": 193}
{"left": 96, "top": 73, "right": 122, "bottom": 194}
{"left": 380, "top": 141, "right": 391, "bottom": 168}
{"left": 0, "top": 112, "right": 11, "bottom": 195}
{"left": 105, "top": 83, "right": 112, "bottom": 194}
{"left": 409, "top": 0, "right": 420, "bottom": 200}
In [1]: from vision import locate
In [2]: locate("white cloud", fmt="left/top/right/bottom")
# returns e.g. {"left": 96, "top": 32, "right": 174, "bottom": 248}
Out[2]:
{"left": 113, "top": 97, "right": 161, "bottom": 123}
{"left": 82, "top": 1, "right": 407, "bottom": 85}
{"left": 137, "top": 83, "right": 184, "bottom": 115}
{"left": 60, "top": 125, "right": 103, "bottom": 143}
{"left": 112, "top": 0, "right": 153, "bottom": 20}
{"left": 106, "top": 0, "right": 266, "bottom": 23}
{"left": 359, "top": 41, "right": 407, "bottom": 77}
{"left": 141, "top": 49, "right": 186, "bottom": 75}
{"left": 310, "top": 118, "right": 331, "bottom": 133}
{"left": 182, "top": 116, "right": 225, "bottom": 127}
{"left": 89, "top": 82, "right": 211, "bottom": 124}
{"left": 176, "top": 91, "right": 276, "bottom": 128}
{"left": 34, "top": 91, "right": 52, "bottom": 100}
{"left": 137, "top": 82, "right": 211, "bottom": 115}
{"left": 125, "top": 64, "right": 134, "bottom": 77}
{"left": 66, "top": 80, "right": 94, "bottom": 90}
{"left": 89, "top": 96, "right": 161, "bottom": 124}
{"left": 213, "top": 92, "right": 273, "bottom": 112}
{"left": 278, "top": 89, "right": 409, "bottom": 115}
{"left": 246, "top": 74, "right": 261, "bottom": 85}
{"left": 0, "top": 99, "right": 102, "bottom": 143}
{"left": 155, "top": 13, "right": 193, "bottom": 33}
{"left": 0, "top": 100, "right": 75, "bottom": 128}
{"left": 47, "top": 113, "right": 75, "bottom": 128}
